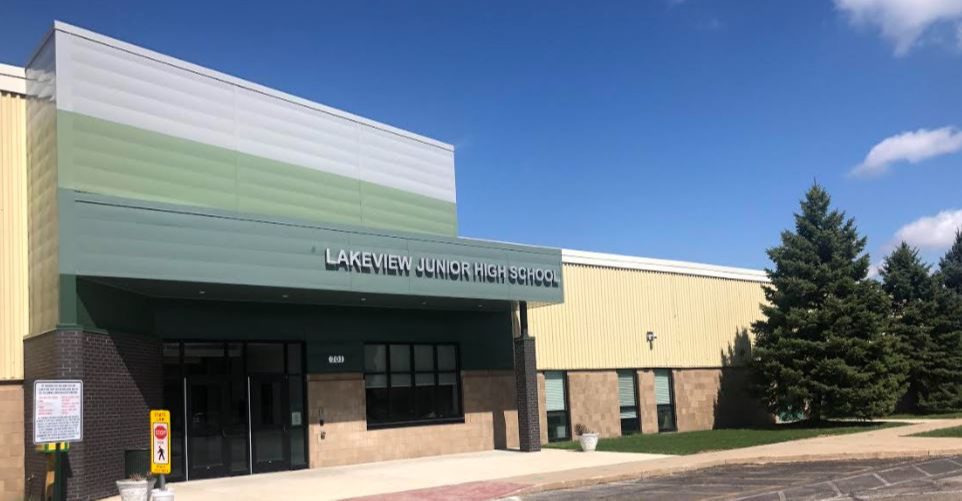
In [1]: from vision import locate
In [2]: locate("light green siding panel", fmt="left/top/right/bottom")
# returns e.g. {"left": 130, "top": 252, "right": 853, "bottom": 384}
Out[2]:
{"left": 360, "top": 182, "right": 458, "bottom": 236}
{"left": 58, "top": 111, "right": 238, "bottom": 210}
{"left": 236, "top": 152, "right": 363, "bottom": 227}
{"left": 57, "top": 110, "right": 458, "bottom": 236}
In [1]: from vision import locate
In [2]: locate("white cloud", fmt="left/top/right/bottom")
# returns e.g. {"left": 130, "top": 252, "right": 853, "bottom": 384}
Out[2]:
{"left": 851, "top": 126, "right": 962, "bottom": 176}
{"left": 835, "top": 0, "right": 962, "bottom": 55}
{"left": 892, "top": 208, "right": 962, "bottom": 250}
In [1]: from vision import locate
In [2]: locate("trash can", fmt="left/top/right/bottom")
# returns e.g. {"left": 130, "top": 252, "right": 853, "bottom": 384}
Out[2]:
{"left": 124, "top": 449, "right": 150, "bottom": 478}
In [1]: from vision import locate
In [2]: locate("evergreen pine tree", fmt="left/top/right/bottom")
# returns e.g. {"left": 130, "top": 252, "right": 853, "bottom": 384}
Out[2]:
{"left": 880, "top": 243, "right": 937, "bottom": 412}
{"left": 940, "top": 230, "right": 962, "bottom": 295}
{"left": 923, "top": 230, "right": 962, "bottom": 412}
{"left": 751, "top": 185, "right": 907, "bottom": 421}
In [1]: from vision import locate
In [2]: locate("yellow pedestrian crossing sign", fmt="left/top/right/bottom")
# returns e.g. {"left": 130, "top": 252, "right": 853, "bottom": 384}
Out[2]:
{"left": 150, "top": 410, "right": 171, "bottom": 475}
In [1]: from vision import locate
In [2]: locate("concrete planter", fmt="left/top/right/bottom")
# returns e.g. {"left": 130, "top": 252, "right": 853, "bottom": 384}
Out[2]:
{"left": 152, "top": 487, "right": 175, "bottom": 500}
{"left": 116, "top": 479, "right": 150, "bottom": 501}
{"left": 579, "top": 432, "right": 599, "bottom": 452}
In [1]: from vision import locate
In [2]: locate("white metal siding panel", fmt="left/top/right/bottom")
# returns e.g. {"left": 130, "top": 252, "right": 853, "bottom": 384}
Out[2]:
{"left": 0, "top": 64, "right": 26, "bottom": 94}
{"left": 358, "top": 126, "right": 456, "bottom": 203}
{"left": 58, "top": 33, "right": 237, "bottom": 149}
{"left": 235, "top": 87, "right": 360, "bottom": 180}
{"left": 54, "top": 29, "right": 456, "bottom": 204}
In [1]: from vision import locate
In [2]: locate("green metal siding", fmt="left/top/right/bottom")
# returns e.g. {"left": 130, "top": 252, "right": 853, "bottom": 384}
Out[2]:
{"left": 56, "top": 110, "right": 458, "bottom": 236}
{"left": 58, "top": 190, "right": 563, "bottom": 303}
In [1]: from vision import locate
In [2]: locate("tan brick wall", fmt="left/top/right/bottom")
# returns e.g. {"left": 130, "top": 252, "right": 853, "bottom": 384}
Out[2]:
{"left": 673, "top": 368, "right": 771, "bottom": 432}
{"left": 567, "top": 371, "right": 620, "bottom": 438}
{"left": 307, "top": 371, "right": 518, "bottom": 467}
{"left": 637, "top": 370, "right": 659, "bottom": 434}
{"left": 673, "top": 369, "right": 720, "bottom": 431}
{"left": 0, "top": 385, "right": 23, "bottom": 501}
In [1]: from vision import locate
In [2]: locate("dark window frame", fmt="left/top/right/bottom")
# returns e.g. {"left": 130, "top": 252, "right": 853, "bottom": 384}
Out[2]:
{"left": 617, "top": 369, "right": 641, "bottom": 436}
{"left": 655, "top": 369, "right": 677, "bottom": 433}
{"left": 544, "top": 370, "right": 571, "bottom": 442}
{"left": 363, "top": 342, "right": 464, "bottom": 430}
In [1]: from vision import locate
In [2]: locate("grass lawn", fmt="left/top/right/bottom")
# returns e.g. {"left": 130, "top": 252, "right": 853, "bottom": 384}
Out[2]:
{"left": 545, "top": 421, "right": 904, "bottom": 455}
{"left": 886, "top": 411, "right": 962, "bottom": 420}
{"left": 911, "top": 425, "right": 962, "bottom": 438}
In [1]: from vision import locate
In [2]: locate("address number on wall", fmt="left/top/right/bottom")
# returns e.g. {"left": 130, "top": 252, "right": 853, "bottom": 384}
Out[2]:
{"left": 327, "top": 355, "right": 345, "bottom": 364}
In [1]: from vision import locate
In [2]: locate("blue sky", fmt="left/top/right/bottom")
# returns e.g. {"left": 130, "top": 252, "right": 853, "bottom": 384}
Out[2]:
{"left": 2, "top": 0, "right": 960, "bottom": 271}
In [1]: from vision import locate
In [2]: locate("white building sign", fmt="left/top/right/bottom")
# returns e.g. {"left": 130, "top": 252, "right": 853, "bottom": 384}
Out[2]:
{"left": 34, "top": 380, "right": 83, "bottom": 444}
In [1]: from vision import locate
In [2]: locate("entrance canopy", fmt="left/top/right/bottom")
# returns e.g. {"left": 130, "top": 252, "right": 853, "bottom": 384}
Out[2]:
{"left": 59, "top": 191, "right": 564, "bottom": 304}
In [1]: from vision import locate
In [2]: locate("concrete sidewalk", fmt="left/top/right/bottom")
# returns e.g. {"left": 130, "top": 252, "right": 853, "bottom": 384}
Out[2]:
{"left": 102, "top": 419, "right": 962, "bottom": 501}
{"left": 121, "top": 449, "right": 668, "bottom": 501}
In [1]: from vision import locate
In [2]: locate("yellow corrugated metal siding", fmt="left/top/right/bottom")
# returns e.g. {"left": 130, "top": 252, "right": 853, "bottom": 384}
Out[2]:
{"left": 0, "top": 91, "right": 28, "bottom": 380}
{"left": 529, "top": 263, "right": 768, "bottom": 370}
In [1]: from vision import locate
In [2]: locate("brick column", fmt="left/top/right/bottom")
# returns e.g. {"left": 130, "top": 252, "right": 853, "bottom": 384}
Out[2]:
{"left": 514, "top": 300, "right": 541, "bottom": 452}
{"left": 24, "top": 329, "right": 162, "bottom": 501}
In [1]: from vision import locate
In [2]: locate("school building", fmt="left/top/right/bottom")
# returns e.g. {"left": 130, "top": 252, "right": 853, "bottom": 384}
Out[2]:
{"left": 0, "top": 22, "right": 769, "bottom": 501}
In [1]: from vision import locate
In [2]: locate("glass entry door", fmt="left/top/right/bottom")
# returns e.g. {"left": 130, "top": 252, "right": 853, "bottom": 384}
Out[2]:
{"left": 185, "top": 377, "right": 231, "bottom": 479}
{"left": 250, "top": 374, "right": 290, "bottom": 473}
{"left": 164, "top": 341, "right": 307, "bottom": 481}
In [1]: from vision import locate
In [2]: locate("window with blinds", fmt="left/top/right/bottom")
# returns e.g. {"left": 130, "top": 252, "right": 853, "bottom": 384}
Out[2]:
{"left": 617, "top": 370, "right": 640, "bottom": 435}
{"left": 654, "top": 369, "right": 676, "bottom": 432}
{"left": 544, "top": 371, "right": 570, "bottom": 442}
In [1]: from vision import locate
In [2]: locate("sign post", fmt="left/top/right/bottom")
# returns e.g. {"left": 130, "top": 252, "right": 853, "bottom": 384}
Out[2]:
{"left": 33, "top": 380, "right": 83, "bottom": 501}
{"left": 150, "top": 410, "right": 171, "bottom": 492}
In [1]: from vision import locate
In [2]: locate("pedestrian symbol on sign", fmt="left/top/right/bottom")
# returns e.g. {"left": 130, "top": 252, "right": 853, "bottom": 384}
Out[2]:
{"left": 153, "top": 423, "right": 169, "bottom": 464}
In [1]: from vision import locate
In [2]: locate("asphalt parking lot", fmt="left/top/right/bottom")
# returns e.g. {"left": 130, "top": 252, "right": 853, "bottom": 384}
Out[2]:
{"left": 516, "top": 455, "right": 962, "bottom": 500}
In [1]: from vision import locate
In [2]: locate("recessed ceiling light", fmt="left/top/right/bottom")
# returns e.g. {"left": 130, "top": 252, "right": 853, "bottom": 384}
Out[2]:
{"left": 281, "top": 294, "right": 289, "bottom": 299}
{"left": 198, "top": 290, "right": 206, "bottom": 295}
{"left": 360, "top": 297, "right": 367, "bottom": 302}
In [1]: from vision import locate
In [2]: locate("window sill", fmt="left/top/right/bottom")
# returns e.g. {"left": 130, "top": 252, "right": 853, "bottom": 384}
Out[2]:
{"left": 366, "top": 417, "right": 465, "bottom": 430}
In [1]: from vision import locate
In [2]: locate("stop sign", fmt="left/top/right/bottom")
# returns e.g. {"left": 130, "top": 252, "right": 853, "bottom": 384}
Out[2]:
{"left": 154, "top": 424, "right": 167, "bottom": 440}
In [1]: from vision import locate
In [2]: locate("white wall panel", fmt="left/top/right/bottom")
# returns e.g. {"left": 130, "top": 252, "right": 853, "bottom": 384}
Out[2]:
{"left": 235, "top": 87, "right": 360, "bottom": 180}
{"left": 58, "top": 33, "right": 237, "bottom": 149}
{"left": 54, "top": 26, "right": 456, "bottom": 204}
{"left": 359, "top": 127, "right": 456, "bottom": 203}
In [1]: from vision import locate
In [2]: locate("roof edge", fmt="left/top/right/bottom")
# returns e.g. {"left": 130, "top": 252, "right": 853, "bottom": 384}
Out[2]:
{"left": 0, "top": 63, "right": 26, "bottom": 94}
{"left": 51, "top": 21, "right": 455, "bottom": 152}
{"left": 562, "top": 248, "right": 770, "bottom": 283}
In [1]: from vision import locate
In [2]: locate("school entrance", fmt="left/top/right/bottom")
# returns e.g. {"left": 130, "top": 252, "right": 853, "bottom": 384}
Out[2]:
{"left": 161, "top": 342, "right": 308, "bottom": 480}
